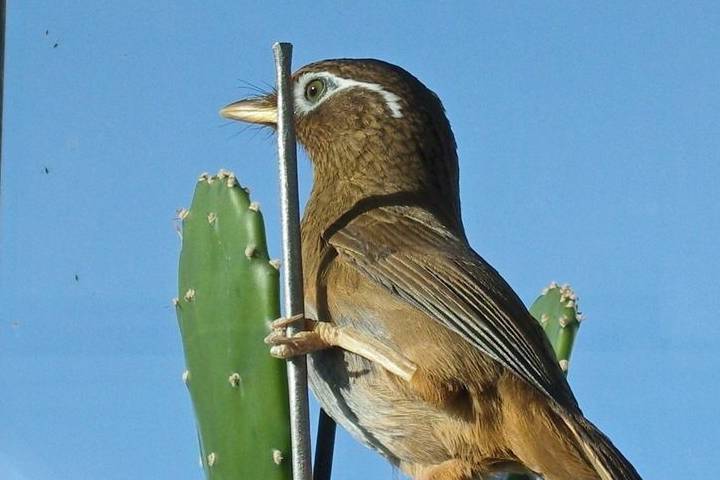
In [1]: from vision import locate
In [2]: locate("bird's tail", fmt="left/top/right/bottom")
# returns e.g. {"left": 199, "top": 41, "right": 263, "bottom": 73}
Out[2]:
{"left": 557, "top": 408, "right": 642, "bottom": 480}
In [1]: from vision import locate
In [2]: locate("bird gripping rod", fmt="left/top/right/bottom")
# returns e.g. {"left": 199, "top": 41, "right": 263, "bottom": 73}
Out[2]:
{"left": 273, "top": 42, "right": 313, "bottom": 480}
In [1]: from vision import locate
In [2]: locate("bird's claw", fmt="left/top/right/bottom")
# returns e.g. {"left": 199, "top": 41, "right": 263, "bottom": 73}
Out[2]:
{"left": 269, "top": 313, "right": 307, "bottom": 330}
{"left": 265, "top": 315, "right": 324, "bottom": 359}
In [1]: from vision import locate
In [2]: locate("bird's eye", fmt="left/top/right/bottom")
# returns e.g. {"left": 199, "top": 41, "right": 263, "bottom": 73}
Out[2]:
{"left": 304, "top": 79, "right": 326, "bottom": 102}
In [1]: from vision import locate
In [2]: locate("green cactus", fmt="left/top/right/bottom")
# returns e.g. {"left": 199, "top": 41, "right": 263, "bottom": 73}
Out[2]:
{"left": 529, "top": 282, "right": 583, "bottom": 375}
{"left": 175, "top": 170, "right": 292, "bottom": 480}
{"left": 505, "top": 282, "right": 584, "bottom": 480}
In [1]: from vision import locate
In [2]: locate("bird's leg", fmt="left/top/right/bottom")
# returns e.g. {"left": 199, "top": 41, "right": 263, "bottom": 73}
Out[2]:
{"left": 265, "top": 316, "right": 418, "bottom": 381}
{"left": 267, "top": 317, "right": 472, "bottom": 415}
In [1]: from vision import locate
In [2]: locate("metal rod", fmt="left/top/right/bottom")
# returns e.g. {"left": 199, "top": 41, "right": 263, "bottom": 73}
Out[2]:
{"left": 313, "top": 409, "right": 337, "bottom": 480}
{"left": 0, "top": 0, "right": 6, "bottom": 204}
{"left": 273, "top": 41, "right": 312, "bottom": 480}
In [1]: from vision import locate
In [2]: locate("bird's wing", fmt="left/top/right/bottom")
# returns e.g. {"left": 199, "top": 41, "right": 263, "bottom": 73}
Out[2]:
{"left": 326, "top": 205, "right": 579, "bottom": 411}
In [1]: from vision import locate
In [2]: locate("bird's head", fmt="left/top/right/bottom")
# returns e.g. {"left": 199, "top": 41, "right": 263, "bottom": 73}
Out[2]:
{"left": 221, "top": 59, "right": 461, "bottom": 224}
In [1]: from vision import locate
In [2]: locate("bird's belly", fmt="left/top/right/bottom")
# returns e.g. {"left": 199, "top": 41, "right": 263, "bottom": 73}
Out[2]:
{"left": 308, "top": 347, "right": 452, "bottom": 467}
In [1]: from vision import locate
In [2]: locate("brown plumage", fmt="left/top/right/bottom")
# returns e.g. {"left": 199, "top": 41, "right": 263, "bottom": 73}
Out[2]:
{"left": 221, "top": 58, "right": 642, "bottom": 480}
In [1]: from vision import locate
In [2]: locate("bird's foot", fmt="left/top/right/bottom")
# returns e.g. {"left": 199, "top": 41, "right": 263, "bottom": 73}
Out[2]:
{"left": 265, "top": 315, "right": 328, "bottom": 358}
{"left": 265, "top": 315, "right": 418, "bottom": 382}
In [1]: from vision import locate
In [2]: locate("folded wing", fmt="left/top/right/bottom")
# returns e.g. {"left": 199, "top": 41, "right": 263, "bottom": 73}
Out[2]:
{"left": 327, "top": 205, "right": 579, "bottom": 412}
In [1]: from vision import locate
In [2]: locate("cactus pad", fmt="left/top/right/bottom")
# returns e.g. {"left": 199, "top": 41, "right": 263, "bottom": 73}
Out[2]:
{"left": 176, "top": 170, "right": 291, "bottom": 480}
{"left": 528, "top": 282, "right": 584, "bottom": 375}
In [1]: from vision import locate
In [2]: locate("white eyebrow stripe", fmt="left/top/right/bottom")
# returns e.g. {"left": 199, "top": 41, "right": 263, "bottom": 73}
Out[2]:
{"left": 294, "top": 72, "right": 404, "bottom": 118}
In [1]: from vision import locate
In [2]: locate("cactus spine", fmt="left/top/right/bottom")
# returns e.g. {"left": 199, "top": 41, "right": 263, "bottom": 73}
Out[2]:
{"left": 176, "top": 170, "right": 291, "bottom": 480}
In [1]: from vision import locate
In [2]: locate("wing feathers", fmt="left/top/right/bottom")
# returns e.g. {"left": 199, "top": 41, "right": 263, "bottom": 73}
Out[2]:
{"left": 329, "top": 206, "right": 578, "bottom": 410}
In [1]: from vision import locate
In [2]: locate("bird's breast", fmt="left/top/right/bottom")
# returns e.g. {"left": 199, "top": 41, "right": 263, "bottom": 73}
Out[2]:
{"left": 303, "top": 260, "right": 502, "bottom": 467}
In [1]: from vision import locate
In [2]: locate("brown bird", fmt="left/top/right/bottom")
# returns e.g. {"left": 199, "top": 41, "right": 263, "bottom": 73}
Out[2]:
{"left": 221, "top": 59, "right": 642, "bottom": 480}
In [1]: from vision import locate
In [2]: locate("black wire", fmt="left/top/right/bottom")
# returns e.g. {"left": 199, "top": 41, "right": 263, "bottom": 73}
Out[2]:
{"left": 313, "top": 409, "right": 336, "bottom": 480}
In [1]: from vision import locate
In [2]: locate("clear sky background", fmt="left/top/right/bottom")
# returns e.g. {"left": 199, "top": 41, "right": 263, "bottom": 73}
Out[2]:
{"left": 1, "top": 2, "right": 719, "bottom": 479}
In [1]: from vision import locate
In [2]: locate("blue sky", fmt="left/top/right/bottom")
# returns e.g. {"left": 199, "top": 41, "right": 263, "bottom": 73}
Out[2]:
{"left": 1, "top": 2, "right": 719, "bottom": 479}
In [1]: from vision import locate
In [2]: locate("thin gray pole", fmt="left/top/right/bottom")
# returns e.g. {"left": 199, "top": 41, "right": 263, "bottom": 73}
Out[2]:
{"left": 273, "top": 42, "right": 312, "bottom": 480}
{"left": 0, "top": 0, "right": 6, "bottom": 198}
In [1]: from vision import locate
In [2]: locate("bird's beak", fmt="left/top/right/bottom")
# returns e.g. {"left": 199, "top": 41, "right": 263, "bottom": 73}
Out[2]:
{"left": 219, "top": 93, "right": 278, "bottom": 126}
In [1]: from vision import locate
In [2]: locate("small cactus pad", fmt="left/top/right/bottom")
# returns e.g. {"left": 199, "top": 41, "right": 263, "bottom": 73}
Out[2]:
{"left": 505, "top": 283, "right": 584, "bottom": 480}
{"left": 528, "top": 282, "right": 583, "bottom": 375}
{"left": 176, "top": 170, "right": 291, "bottom": 480}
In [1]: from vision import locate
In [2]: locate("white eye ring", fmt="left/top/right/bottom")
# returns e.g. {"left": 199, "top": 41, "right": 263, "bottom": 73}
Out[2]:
{"left": 293, "top": 72, "right": 403, "bottom": 118}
